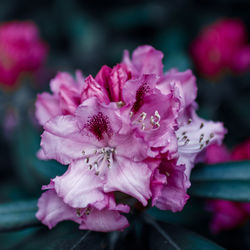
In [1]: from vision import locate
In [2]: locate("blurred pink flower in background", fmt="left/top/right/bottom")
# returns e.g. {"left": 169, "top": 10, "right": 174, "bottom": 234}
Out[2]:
{"left": 191, "top": 19, "right": 250, "bottom": 77}
{"left": 205, "top": 140, "right": 250, "bottom": 233}
{"left": 0, "top": 21, "right": 48, "bottom": 88}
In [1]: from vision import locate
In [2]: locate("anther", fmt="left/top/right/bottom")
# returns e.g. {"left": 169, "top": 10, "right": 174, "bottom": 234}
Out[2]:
{"left": 200, "top": 123, "right": 204, "bottom": 129}
{"left": 199, "top": 134, "right": 204, "bottom": 143}
{"left": 188, "top": 118, "right": 192, "bottom": 124}
{"left": 200, "top": 144, "right": 204, "bottom": 149}
{"left": 210, "top": 133, "right": 214, "bottom": 138}
{"left": 206, "top": 140, "right": 209, "bottom": 145}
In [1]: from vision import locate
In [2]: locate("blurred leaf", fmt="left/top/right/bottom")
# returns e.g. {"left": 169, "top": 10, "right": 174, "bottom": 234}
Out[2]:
{"left": 189, "top": 161, "right": 250, "bottom": 202}
{"left": 191, "top": 161, "right": 250, "bottom": 181}
{"left": 145, "top": 216, "right": 224, "bottom": 250}
{"left": 189, "top": 181, "right": 250, "bottom": 202}
{"left": 0, "top": 199, "right": 39, "bottom": 232}
{"left": 146, "top": 198, "right": 207, "bottom": 227}
{"left": 11, "top": 225, "right": 107, "bottom": 250}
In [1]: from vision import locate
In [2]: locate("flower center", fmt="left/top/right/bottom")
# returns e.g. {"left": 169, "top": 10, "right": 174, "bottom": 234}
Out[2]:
{"left": 85, "top": 112, "right": 113, "bottom": 140}
{"left": 82, "top": 147, "right": 116, "bottom": 176}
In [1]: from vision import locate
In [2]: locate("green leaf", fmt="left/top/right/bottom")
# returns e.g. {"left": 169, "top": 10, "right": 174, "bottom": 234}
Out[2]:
{"left": 191, "top": 161, "right": 250, "bottom": 181}
{"left": 189, "top": 181, "right": 250, "bottom": 202}
{"left": 145, "top": 216, "right": 224, "bottom": 250}
{"left": 0, "top": 199, "right": 39, "bottom": 232}
{"left": 189, "top": 161, "right": 250, "bottom": 202}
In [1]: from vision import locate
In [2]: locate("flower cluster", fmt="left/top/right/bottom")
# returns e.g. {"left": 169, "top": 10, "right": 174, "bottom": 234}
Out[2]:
{"left": 191, "top": 19, "right": 250, "bottom": 77}
{"left": 205, "top": 140, "right": 250, "bottom": 233}
{"left": 36, "top": 45, "right": 226, "bottom": 232}
{"left": 0, "top": 21, "right": 47, "bottom": 87}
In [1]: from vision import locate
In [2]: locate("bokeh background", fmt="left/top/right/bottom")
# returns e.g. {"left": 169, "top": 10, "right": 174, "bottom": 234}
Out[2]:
{"left": 0, "top": 0, "right": 250, "bottom": 249}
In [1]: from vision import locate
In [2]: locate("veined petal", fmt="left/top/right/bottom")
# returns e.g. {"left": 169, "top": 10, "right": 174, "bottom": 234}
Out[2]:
{"left": 104, "top": 156, "right": 152, "bottom": 206}
{"left": 36, "top": 190, "right": 81, "bottom": 229}
{"left": 54, "top": 160, "right": 105, "bottom": 208}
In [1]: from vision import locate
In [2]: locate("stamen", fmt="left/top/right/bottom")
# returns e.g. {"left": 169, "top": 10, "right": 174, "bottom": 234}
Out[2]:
{"left": 200, "top": 123, "right": 204, "bottom": 129}
{"left": 199, "top": 134, "right": 204, "bottom": 143}
{"left": 165, "top": 171, "right": 170, "bottom": 177}
{"left": 188, "top": 118, "right": 192, "bottom": 124}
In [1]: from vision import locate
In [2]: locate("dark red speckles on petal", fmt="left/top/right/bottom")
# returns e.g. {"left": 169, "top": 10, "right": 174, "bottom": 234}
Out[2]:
{"left": 132, "top": 83, "right": 150, "bottom": 113}
{"left": 85, "top": 112, "right": 113, "bottom": 140}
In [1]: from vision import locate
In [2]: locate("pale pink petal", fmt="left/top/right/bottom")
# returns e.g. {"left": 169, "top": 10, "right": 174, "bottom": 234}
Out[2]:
{"left": 50, "top": 72, "right": 78, "bottom": 95}
{"left": 36, "top": 190, "right": 81, "bottom": 229}
{"left": 79, "top": 208, "right": 129, "bottom": 232}
{"left": 123, "top": 45, "right": 164, "bottom": 76}
{"left": 40, "top": 115, "right": 95, "bottom": 164}
{"left": 104, "top": 156, "right": 152, "bottom": 206}
{"left": 35, "top": 93, "right": 61, "bottom": 126}
{"left": 157, "top": 69, "right": 197, "bottom": 109}
{"left": 176, "top": 110, "right": 227, "bottom": 179}
{"left": 54, "top": 160, "right": 105, "bottom": 208}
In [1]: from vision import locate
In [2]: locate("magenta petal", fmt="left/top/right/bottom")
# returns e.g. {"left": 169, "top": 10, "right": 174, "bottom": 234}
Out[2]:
{"left": 154, "top": 161, "right": 189, "bottom": 212}
{"left": 81, "top": 75, "right": 110, "bottom": 104}
{"left": 36, "top": 190, "right": 81, "bottom": 229}
{"left": 54, "top": 160, "right": 105, "bottom": 208}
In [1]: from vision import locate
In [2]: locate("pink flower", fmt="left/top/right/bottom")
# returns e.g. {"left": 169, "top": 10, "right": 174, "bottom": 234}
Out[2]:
{"left": 0, "top": 21, "right": 47, "bottom": 87}
{"left": 205, "top": 141, "right": 250, "bottom": 233}
{"left": 191, "top": 19, "right": 250, "bottom": 77}
{"left": 232, "top": 139, "right": 250, "bottom": 161}
{"left": 36, "top": 45, "right": 226, "bottom": 231}
{"left": 207, "top": 200, "right": 248, "bottom": 233}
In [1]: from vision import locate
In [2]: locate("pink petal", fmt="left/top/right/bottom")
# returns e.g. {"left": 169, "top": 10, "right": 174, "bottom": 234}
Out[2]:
{"left": 35, "top": 93, "right": 61, "bottom": 126}
{"left": 176, "top": 109, "right": 227, "bottom": 179}
{"left": 81, "top": 75, "right": 110, "bottom": 104}
{"left": 36, "top": 190, "right": 81, "bottom": 229}
{"left": 41, "top": 115, "right": 90, "bottom": 164}
{"left": 123, "top": 45, "right": 164, "bottom": 77}
{"left": 154, "top": 160, "right": 189, "bottom": 212}
{"left": 104, "top": 156, "right": 152, "bottom": 206}
{"left": 79, "top": 208, "right": 129, "bottom": 232}
{"left": 54, "top": 160, "right": 105, "bottom": 208}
